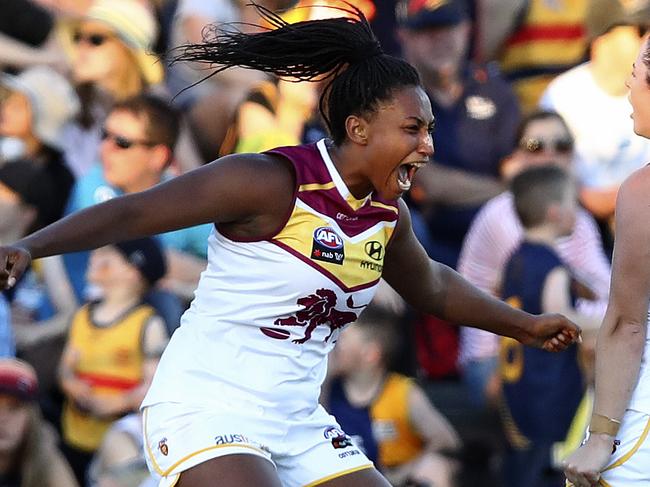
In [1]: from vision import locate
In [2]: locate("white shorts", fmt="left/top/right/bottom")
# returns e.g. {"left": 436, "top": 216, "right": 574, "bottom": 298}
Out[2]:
{"left": 142, "top": 401, "right": 374, "bottom": 487}
{"left": 599, "top": 409, "right": 650, "bottom": 486}
{"left": 567, "top": 409, "right": 650, "bottom": 487}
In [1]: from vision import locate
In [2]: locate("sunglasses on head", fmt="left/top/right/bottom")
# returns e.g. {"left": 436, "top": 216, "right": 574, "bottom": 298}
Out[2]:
{"left": 101, "top": 128, "right": 155, "bottom": 150}
{"left": 72, "top": 31, "right": 111, "bottom": 47}
{"left": 519, "top": 137, "right": 574, "bottom": 154}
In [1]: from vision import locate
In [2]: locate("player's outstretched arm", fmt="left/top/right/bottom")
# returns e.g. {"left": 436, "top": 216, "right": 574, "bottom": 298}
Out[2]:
{"left": 0, "top": 153, "right": 294, "bottom": 289}
{"left": 382, "top": 199, "right": 580, "bottom": 352}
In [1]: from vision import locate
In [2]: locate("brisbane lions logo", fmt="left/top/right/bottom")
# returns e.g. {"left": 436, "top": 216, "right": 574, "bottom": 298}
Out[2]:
{"left": 271, "top": 289, "right": 360, "bottom": 344}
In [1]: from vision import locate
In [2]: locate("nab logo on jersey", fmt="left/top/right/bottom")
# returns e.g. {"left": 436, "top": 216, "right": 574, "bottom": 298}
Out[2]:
{"left": 312, "top": 226, "right": 345, "bottom": 265}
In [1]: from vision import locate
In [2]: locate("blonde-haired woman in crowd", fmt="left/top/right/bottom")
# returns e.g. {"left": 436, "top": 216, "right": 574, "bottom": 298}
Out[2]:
{"left": 59, "top": 0, "right": 201, "bottom": 177}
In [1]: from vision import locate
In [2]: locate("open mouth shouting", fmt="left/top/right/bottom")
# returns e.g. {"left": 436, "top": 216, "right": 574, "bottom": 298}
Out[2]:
{"left": 397, "top": 161, "right": 427, "bottom": 192}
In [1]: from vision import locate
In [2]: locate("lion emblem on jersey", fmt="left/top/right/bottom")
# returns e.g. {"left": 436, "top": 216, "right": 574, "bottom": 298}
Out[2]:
{"left": 273, "top": 289, "right": 358, "bottom": 344}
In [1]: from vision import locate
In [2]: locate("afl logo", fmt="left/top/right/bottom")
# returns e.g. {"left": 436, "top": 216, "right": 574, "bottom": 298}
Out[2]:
{"left": 314, "top": 227, "right": 343, "bottom": 250}
{"left": 364, "top": 241, "right": 384, "bottom": 261}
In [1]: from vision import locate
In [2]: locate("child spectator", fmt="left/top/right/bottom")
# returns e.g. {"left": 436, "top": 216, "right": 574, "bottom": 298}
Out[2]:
{"left": 58, "top": 237, "right": 169, "bottom": 486}
{"left": 325, "top": 306, "right": 461, "bottom": 487}
{"left": 498, "top": 166, "right": 598, "bottom": 487}
{"left": 458, "top": 110, "right": 610, "bottom": 410}
{"left": 0, "top": 358, "right": 78, "bottom": 487}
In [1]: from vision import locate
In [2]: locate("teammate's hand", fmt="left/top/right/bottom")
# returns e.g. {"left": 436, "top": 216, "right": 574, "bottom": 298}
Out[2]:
{"left": 564, "top": 433, "right": 614, "bottom": 487}
{"left": 0, "top": 245, "right": 31, "bottom": 289}
{"left": 523, "top": 313, "right": 581, "bottom": 352}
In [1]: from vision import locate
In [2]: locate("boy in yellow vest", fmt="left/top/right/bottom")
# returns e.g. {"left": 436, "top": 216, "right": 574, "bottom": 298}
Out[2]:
{"left": 57, "top": 237, "right": 169, "bottom": 486}
{"left": 325, "top": 306, "right": 461, "bottom": 487}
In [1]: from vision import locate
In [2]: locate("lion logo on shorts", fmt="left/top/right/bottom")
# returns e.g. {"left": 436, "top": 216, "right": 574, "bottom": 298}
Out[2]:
{"left": 272, "top": 289, "right": 358, "bottom": 344}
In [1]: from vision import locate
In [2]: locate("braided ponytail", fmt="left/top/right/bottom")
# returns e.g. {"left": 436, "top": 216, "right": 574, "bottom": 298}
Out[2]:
{"left": 172, "top": 2, "right": 421, "bottom": 144}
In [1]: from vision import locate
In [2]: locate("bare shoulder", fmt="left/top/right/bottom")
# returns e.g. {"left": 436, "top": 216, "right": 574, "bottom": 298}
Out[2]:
{"left": 200, "top": 152, "right": 296, "bottom": 236}
{"left": 617, "top": 165, "right": 650, "bottom": 215}
{"left": 207, "top": 152, "right": 295, "bottom": 196}
{"left": 612, "top": 166, "right": 650, "bottom": 258}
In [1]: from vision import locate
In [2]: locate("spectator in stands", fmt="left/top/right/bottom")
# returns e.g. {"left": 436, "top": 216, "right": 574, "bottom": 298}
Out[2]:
{"left": 0, "top": 358, "right": 78, "bottom": 487}
{"left": 540, "top": 0, "right": 650, "bottom": 251}
{"left": 0, "top": 0, "right": 67, "bottom": 72}
{"left": 457, "top": 110, "right": 610, "bottom": 409}
{"left": 499, "top": 166, "right": 599, "bottom": 487}
{"left": 477, "top": 0, "right": 589, "bottom": 113}
{"left": 325, "top": 306, "right": 461, "bottom": 487}
{"left": 59, "top": 94, "right": 211, "bottom": 335}
{"left": 58, "top": 237, "right": 168, "bottom": 486}
{"left": 166, "top": 0, "right": 324, "bottom": 160}
{"left": 0, "top": 66, "right": 77, "bottom": 212}
{"left": 396, "top": 0, "right": 520, "bottom": 269}
{"left": 58, "top": 0, "right": 202, "bottom": 178}
{"left": 0, "top": 64, "right": 83, "bottom": 430}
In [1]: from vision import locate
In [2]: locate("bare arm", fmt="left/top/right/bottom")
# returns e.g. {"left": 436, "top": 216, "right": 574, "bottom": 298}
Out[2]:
{"left": 565, "top": 168, "right": 650, "bottom": 485}
{"left": 121, "top": 316, "right": 168, "bottom": 411}
{"left": 159, "top": 249, "right": 206, "bottom": 300}
{"left": 58, "top": 339, "right": 93, "bottom": 410}
{"left": 414, "top": 163, "right": 504, "bottom": 207}
{"left": 0, "top": 154, "right": 294, "bottom": 284}
{"left": 383, "top": 199, "right": 579, "bottom": 350}
{"left": 0, "top": 31, "right": 67, "bottom": 69}
{"left": 542, "top": 268, "right": 602, "bottom": 332}
{"left": 408, "top": 384, "right": 461, "bottom": 454}
{"left": 579, "top": 186, "right": 619, "bottom": 220}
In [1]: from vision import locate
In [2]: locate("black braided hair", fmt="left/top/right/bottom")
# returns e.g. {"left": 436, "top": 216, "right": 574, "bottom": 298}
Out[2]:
{"left": 171, "top": 2, "right": 421, "bottom": 145}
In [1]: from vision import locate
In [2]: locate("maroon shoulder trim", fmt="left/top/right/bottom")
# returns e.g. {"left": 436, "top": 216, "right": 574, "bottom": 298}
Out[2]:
{"left": 267, "top": 143, "right": 331, "bottom": 185}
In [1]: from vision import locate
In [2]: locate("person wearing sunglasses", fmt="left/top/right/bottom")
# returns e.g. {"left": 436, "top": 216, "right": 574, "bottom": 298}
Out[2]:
{"left": 500, "top": 111, "right": 577, "bottom": 181}
{"left": 457, "top": 109, "right": 611, "bottom": 412}
{"left": 54, "top": 93, "right": 212, "bottom": 338}
{"left": 58, "top": 0, "right": 204, "bottom": 181}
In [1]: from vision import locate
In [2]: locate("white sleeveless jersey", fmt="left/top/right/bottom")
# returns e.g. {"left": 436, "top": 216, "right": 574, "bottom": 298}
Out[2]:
{"left": 143, "top": 140, "right": 399, "bottom": 418}
{"left": 628, "top": 312, "right": 650, "bottom": 415}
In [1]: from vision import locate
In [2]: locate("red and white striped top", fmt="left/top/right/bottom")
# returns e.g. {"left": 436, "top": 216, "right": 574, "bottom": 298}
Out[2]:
{"left": 457, "top": 191, "right": 611, "bottom": 364}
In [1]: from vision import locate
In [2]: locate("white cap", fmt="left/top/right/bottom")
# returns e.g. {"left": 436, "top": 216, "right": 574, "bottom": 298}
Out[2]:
{"left": 1, "top": 67, "right": 80, "bottom": 150}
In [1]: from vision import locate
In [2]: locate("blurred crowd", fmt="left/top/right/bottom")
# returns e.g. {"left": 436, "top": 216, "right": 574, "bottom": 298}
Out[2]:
{"left": 0, "top": 0, "right": 649, "bottom": 486}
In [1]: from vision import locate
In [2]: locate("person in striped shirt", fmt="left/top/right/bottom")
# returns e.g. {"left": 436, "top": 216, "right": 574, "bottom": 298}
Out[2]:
{"left": 457, "top": 110, "right": 610, "bottom": 409}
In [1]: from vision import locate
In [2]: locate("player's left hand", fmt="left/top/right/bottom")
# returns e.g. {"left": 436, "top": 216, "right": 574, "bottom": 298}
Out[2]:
{"left": 523, "top": 313, "right": 581, "bottom": 352}
{"left": 564, "top": 433, "right": 614, "bottom": 487}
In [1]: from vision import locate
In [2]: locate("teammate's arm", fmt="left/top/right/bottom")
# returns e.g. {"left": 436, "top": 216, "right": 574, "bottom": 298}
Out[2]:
{"left": 382, "top": 199, "right": 579, "bottom": 351}
{"left": 564, "top": 167, "right": 650, "bottom": 486}
{"left": 0, "top": 154, "right": 294, "bottom": 286}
